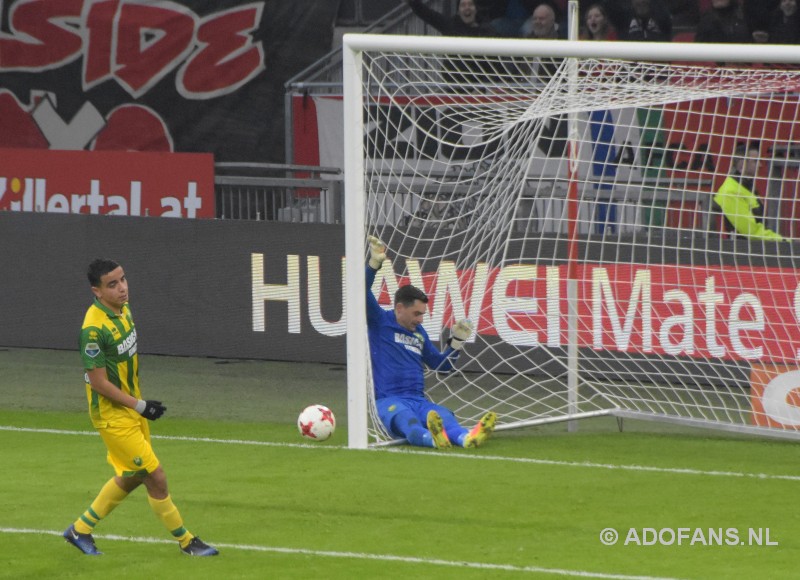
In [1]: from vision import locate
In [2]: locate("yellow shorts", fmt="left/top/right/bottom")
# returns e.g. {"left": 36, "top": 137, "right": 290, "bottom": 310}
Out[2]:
{"left": 98, "top": 416, "right": 160, "bottom": 477}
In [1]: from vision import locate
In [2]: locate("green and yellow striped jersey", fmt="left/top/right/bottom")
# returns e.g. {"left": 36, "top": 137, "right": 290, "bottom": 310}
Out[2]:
{"left": 79, "top": 298, "right": 141, "bottom": 427}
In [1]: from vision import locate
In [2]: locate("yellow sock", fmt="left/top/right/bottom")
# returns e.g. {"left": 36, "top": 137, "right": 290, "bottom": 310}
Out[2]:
{"left": 73, "top": 478, "right": 128, "bottom": 534}
{"left": 147, "top": 494, "right": 194, "bottom": 548}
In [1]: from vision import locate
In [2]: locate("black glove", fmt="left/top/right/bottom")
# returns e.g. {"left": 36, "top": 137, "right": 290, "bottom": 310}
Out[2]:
{"left": 137, "top": 400, "right": 166, "bottom": 421}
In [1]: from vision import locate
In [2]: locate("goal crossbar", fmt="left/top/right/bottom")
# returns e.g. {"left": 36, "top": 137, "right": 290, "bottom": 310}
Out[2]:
{"left": 343, "top": 35, "right": 800, "bottom": 64}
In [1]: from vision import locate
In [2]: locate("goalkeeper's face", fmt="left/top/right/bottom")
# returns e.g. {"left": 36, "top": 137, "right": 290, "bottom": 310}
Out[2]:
{"left": 395, "top": 300, "right": 427, "bottom": 332}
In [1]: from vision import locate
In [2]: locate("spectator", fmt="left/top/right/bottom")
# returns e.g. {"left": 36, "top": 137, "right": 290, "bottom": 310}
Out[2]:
{"left": 506, "top": 0, "right": 567, "bottom": 38}
{"left": 524, "top": 3, "right": 566, "bottom": 38}
{"left": 581, "top": 3, "right": 619, "bottom": 40}
{"left": 695, "top": 0, "right": 751, "bottom": 43}
{"left": 406, "top": 0, "right": 497, "bottom": 91}
{"left": 744, "top": 0, "right": 780, "bottom": 42}
{"left": 619, "top": 0, "right": 673, "bottom": 41}
{"left": 713, "top": 142, "right": 784, "bottom": 241}
{"left": 406, "top": 0, "right": 496, "bottom": 37}
{"left": 521, "top": 3, "right": 566, "bottom": 83}
{"left": 759, "top": 0, "right": 800, "bottom": 43}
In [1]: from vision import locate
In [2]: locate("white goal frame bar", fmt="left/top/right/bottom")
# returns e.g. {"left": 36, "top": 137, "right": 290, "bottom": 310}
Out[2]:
{"left": 343, "top": 34, "right": 800, "bottom": 449}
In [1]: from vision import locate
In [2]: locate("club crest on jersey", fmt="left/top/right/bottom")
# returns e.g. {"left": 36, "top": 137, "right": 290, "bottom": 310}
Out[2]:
{"left": 84, "top": 342, "right": 100, "bottom": 358}
{"left": 133, "top": 456, "right": 143, "bottom": 467}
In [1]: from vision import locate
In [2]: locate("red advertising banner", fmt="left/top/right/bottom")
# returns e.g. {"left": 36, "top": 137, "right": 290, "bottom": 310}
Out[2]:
{"left": 370, "top": 261, "right": 800, "bottom": 364}
{"left": 0, "top": 148, "right": 214, "bottom": 218}
{"left": 750, "top": 363, "right": 800, "bottom": 430}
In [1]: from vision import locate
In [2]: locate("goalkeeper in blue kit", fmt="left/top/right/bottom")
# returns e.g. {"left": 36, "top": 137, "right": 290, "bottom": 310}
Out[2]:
{"left": 366, "top": 236, "right": 496, "bottom": 448}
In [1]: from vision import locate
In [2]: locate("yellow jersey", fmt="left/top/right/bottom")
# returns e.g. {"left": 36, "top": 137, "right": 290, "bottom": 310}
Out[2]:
{"left": 79, "top": 299, "right": 141, "bottom": 428}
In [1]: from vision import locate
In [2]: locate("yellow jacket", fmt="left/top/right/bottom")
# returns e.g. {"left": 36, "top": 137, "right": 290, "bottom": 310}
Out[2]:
{"left": 713, "top": 176, "right": 783, "bottom": 242}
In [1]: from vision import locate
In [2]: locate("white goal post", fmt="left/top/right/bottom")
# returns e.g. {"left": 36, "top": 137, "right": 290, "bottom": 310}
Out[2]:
{"left": 343, "top": 32, "right": 800, "bottom": 448}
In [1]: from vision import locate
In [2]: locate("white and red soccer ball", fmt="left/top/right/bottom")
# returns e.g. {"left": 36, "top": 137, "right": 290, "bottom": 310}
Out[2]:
{"left": 297, "top": 404, "right": 336, "bottom": 441}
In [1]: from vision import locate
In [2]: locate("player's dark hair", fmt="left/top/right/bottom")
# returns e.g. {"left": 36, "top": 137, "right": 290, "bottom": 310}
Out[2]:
{"left": 87, "top": 258, "right": 120, "bottom": 287}
{"left": 735, "top": 140, "right": 760, "bottom": 156}
{"left": 395, "top": 284, "right": 428, "bottom": 307}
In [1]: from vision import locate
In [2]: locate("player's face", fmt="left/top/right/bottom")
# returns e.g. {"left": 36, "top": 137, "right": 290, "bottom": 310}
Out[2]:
{"left": 396, "top": 299, "right": 427, "bottom": 332}
{"left": 92, "top": 266, "right": 129, "bottom": 313}
{"left": 740, "top": 150, "right": 762, "bottom": 177}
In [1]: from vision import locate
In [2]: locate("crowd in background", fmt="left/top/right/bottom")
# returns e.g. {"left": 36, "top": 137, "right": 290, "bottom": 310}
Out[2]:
{"left": 406, "top": 0, "right": 800, "bottom": 44}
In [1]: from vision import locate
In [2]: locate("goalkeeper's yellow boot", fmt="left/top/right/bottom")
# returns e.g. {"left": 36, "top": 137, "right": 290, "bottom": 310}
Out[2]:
{"left": 464, "top": 411, "right": 497, "bottom": 448}
{"left": 427, "top": 410, "right": 452, "bottom": 449}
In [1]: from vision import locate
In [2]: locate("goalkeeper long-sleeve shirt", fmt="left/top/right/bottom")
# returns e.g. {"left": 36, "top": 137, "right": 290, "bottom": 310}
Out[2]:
{"left": 366, "top": 266, "right": 458, "bottom": 400}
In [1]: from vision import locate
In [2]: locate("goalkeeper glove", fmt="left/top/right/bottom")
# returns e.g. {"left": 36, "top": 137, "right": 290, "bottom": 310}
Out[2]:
{"left": 368, "top": 235, "right": 387, "bottom": 270}
{"left": 448, "top": 319, "right": 474, "bottom": 351}
{"left": 135, "top": 399, "right": 166, "bottom": 421}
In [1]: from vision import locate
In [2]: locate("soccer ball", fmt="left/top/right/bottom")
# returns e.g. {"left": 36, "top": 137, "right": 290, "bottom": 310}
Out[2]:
{"left": 297, "top": 404, "right": 336, "bottom": 441}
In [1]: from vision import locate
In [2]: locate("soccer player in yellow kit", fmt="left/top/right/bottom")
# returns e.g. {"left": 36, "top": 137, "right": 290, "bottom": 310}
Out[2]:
{"left": 713, "top": 142, "right": 784, "bottom": 242}
{"left": 63, "top": 258, "right": 218, "bottom": 557}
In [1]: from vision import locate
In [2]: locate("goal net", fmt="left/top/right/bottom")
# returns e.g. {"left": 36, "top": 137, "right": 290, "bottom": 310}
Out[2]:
{"left": 342, "top": 35, "right": 800, "bottom": 448}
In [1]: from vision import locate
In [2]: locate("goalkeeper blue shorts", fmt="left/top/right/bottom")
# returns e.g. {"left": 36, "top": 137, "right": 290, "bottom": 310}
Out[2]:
{"left": 376, "top": 395, "right": 465, "bottom": 439}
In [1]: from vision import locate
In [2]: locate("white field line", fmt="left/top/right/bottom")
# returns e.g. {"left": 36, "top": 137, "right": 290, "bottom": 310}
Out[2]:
{"left": 1, "top": 527, "right": 682, "bottom": 580}
{"left": 2, "top": 424, "right": 800, "bottom": 482}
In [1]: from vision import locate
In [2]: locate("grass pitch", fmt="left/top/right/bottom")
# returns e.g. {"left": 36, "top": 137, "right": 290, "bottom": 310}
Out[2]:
{"left": 0, "top": 347, "right": 798, "bottom": 579}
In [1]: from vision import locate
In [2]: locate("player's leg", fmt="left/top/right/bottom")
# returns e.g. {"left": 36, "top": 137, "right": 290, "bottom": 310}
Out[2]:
{"left": 70, "top": 476, "right": 130, "bottom": 533}
{"left": 421, "top": 402, "right": 497, "bottom": 448}
{"left": 140, "top": 466, "right": 216, "bottom": 556}
{"left": 422, "top": 402, "right": 466, "bottom": 447}
{"left": 63, "top": 424, "right": 140, "bottom": 555}
{"left": 464, "top": 411, "right": 498, "bottom": 448}
{"left": 376, "top": 397, "right": 437, "bottom": 447}
{"left": 115, "top": 419, "right": 218, "bottom": 555}
{"left": 425, "top": 408, "right": 452, "bottom": 449}
{"left": 125, "top": 419, "right": 219, "bottom": 556}
{"left": 63, "top": 474, "right": 129, "bottom": 555}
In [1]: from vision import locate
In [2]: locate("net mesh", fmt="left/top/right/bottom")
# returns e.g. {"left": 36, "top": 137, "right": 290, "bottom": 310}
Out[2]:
{"left": 357, "top": 50, "right": 800, "bottom": 443}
